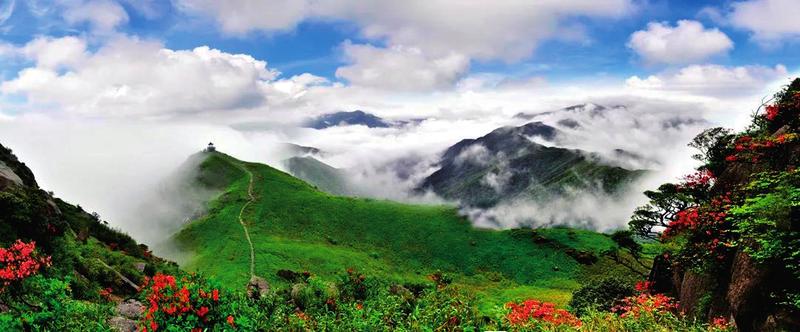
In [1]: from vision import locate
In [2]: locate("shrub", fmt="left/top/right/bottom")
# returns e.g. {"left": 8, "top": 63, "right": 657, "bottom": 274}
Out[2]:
{"left": 505, "top": 299, "right": 581, "bottom": 329}
{"left": 139, "top": 273, "right": 235, "bottom": 331}
{"left": 569, "top": 277, "right": 635, "bottom": 316}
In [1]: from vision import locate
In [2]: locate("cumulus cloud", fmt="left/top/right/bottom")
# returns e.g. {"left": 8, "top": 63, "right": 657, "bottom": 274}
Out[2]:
{"left": 628, "top": 20, "right": 733, "bottom": 65}
{"left": 176, "top": 0, "right": 633, "bottom": 61}
{"left": 727, "top": 0, "right": 800, "bottom": 44}
{"left": 336, "top": 43, "right": 469, "bottom": 92}
{"left": 0, "top": 36, "right": 330, "bottom": 119}
{"left": 20, "top": 36, "right": 88, "bottom": 69}
{"left": 626, "top": 64, "right": 789, "bottom": 97}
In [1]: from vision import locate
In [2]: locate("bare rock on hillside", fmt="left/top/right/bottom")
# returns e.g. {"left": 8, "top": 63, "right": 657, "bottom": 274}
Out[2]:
{"left": 726, "top": 249, "right": 770, "bottom": 332}
{"left": 678, "top": 271, "right": 715, "bottom": 319}
{"left": 108, "top": 316, "right": 137, "bottom": 332}
{"left": 117, "top": 299, "right": 144, "bottom": 319}
{"left": 247, "top": 276, "right": 270, "bottom": 299}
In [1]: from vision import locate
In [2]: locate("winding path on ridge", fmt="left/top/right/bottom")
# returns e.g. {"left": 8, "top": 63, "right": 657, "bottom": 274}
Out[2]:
{"left": 236, "top": 163, "right": 257, "bottom": 279}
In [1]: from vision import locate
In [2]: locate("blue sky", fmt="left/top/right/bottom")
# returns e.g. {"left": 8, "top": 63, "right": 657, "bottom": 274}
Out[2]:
{"left": 0, "top": 0, "right": 797, "bottom": 85}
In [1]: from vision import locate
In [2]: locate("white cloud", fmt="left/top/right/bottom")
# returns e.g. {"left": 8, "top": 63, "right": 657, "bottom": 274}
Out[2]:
{"left": 626, "top": 64, "right": 789, "bottom": 97}
{"left": 60, "top": 0, "right": 129, "bottom": 33}
{"left": 727, "top": 0, "right": 800, "bottom": 43}
{"left": 177, "top": 0, "right": 633, "bottom": 61}
{"left": 0, "top": 36, "right": 334, "bottom": 118}
{"left": 21, "top": 36, "right": 88, "bottom": 69}
{"left": 628, "top": 20, "right": 733, "bottom": 64}
{"left": 175, "top": 0, "right": 310, "bottom": 34}
{"left": 335, "top": 43, "right": 469, "bottom": 92}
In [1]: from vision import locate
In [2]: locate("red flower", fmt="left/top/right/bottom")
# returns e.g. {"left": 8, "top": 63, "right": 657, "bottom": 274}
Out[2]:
{"left": 635, "top": 281, "right": 652, "bottom": 292}
{"left": 196, "top": 306, "right": 209, "bottom": 318}
{"left": 227, "top": 315, "right": 235, "bottom": 327}
{"left": 505, "top": 299, "right": 581, "bottom": 328}
{"left": 725, "top": 155, "right": 737, "bottom": 162}
{"left": 765, "top": 105, "right": 780, "bottom": 121}
{"left": 0, "top": 240, "right": 51, "bottom": 291}
{"left": 212, "top": 289, "right": 219, "bottom": 302}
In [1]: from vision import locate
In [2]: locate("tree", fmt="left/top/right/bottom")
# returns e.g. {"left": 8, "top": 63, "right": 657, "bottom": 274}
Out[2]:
{"left": 628, "top": 183, "right": 693, "bottom": 240}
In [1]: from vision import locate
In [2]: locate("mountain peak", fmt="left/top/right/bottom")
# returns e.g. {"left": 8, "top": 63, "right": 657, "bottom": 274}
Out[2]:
{"left": 305, "top": 110, "right": 392, "bottom": 129}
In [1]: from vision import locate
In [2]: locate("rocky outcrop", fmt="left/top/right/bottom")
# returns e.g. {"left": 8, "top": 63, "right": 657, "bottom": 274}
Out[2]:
{"left": 0, "top": 161, "right": 23, "bottom": 189}
{"left": 247, "top": 276, "right": 270, "bottom": 299}
{"left": 726, "top": 248, "right": 771, "bottom": 332}
{"left": 109, "top": 299, "right": 144, "bottom": 332}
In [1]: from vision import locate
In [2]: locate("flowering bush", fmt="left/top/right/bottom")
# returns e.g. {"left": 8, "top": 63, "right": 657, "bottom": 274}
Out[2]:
{"left": 709, "top": 316, "right": 734, "bottom": 331}
{"left": 505, "top": 299, "right": 581, "bottom": 329}
{"left": 0, "top": 240, "right": 51, "bottom": 291}
{"left": 139, "top": 273, "right": 234, "bottom": 332}
{"left": 612, "top": 292, "right": 678, "bottom": 318}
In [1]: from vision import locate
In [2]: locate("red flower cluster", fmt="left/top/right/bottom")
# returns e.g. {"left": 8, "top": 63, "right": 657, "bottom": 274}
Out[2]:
{"left": 765, "top": 105, "right": 780, "bottom": 121}
{"left": 139, "top": 273, "right": 224, "bottom": 332}
{"left": 612, "top": 293, "right": 678, "bottom": 318}
{"left": 726, "top": 134, "right": 797, "bottom": 163}
{"left": 0, "top": 240, "right": 51, "bottom": 290}
{"left": 634, "top": 281, "right": 652, "bottom": 292}
{"left": 679, "top": 169, "right": 715, "bottom": 192}
{"left": 99, "top": 287, "right": 114, "bottom": 301}
{"left": 710, "top": 316, "right": 731, "bottom": 330}
{"left": 505, "top": 299, "right": 581, "bottom": 328}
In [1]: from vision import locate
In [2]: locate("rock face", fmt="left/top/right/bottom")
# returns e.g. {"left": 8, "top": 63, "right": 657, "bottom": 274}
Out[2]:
{"left": 247, "top": 276, "right": 270, "bottom": 299}
{"left": 726, "top": 249, "right": 771, "bottom": 332}
{"left": 109, "top": 299, "right": 144, "bottom": 332}
{"left": 0, "top": 161, "right": 23, "bottom": 188}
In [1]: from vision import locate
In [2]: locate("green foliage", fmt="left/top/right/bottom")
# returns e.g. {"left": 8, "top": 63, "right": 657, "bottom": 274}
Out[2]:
{"left": 568, "top": 277, "right": 635, "bottom": 316}
{"left": 729, "top": 170, "right": 800, "bottom": 309}
{"left": 688, "top": 127, "right": 734, "bottom": 173}
{"left": 0, "top": 276, "right": 113, "bottom": 331}
{"left": 175, "top": 152, "right": 628, "bottom": 311}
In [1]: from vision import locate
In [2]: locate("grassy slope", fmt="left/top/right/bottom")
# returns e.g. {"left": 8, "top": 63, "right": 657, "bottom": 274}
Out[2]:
{"left": 174, "top": 152, "right": 620, "bottom": 310}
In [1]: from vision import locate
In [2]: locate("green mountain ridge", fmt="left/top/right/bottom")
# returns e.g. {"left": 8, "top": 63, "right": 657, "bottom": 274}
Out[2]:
{"left": 173, "top": 151, "right": 637, "bottom": 309}
{"left": 284, "top": 156, "right": 352, "bottom": 196}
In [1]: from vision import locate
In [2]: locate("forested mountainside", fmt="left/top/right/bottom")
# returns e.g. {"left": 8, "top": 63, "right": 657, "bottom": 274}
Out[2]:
{"left": 418, "top": 121, "right": 645, "bottom": 208}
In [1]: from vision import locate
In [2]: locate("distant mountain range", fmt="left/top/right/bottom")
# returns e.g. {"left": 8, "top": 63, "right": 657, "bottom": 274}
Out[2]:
{"left": 305, "top": 110, "right": 392, "bottom": 129}
{"left": 417, "top": 121, "right": 645, "bottom": 207}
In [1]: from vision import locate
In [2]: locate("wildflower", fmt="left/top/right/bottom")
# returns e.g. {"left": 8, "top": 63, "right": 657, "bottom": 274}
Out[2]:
{"left": 227, "top": 315, "right": 235, "bottom": 327}
{"left": 196, "top": 306, "right": 209, "bottom": 318}
{"left": 765, "top": 105, "right": 780, "bottom": 121}
{"left": 505, "top": 299, "right": 581, "bottom": 328}
{"left": 212, "top": 289, "right": 219, "bottom": 301}
{"left": 725, "top": 155, "right": 737, "bottom": 162}
{"left": 635, "top": 281, "right": 652, "bottom": 292}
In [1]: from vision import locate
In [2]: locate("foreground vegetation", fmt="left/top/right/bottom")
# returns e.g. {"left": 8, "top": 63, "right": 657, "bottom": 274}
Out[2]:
{"left": 2, "top": 79, "right": 799, "bottom": 330}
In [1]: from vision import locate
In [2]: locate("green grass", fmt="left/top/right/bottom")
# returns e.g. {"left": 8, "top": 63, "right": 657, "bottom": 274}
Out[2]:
{"left": 174, "top": 152, "right": 626, "bottom": 309}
